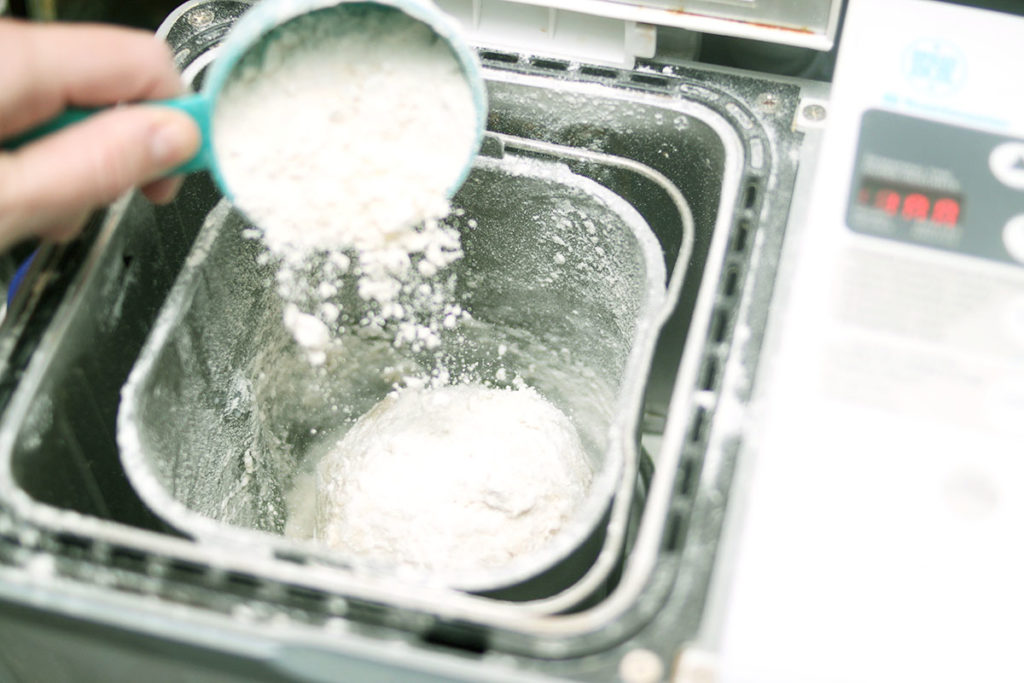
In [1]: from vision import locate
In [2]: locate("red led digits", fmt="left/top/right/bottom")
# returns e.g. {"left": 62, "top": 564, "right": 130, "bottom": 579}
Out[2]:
{"left": 902, "top": 193, "right": 930, "bottom": 220}
{"left": 875, "top": 189, "right": 902, "bottom": 215}
{"left": 931, "top": 197, "right": 960, "bottom": 225}
{"left": 858, "top": 178, "right": 962, "bottom": 227}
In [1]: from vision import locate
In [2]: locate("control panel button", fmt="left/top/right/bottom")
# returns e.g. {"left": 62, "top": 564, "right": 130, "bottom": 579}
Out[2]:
{"left": 1002, "top": 214, "right": 1024, "bottom": 263}
{"left": 989, "top": 142, "right": 1024, "bottom": 190}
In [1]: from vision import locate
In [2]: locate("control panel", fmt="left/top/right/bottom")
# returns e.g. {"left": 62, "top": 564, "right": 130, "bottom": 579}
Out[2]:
{"left": 848, "top": 109, "right": 1024, "bottom": 265}
{"left": 715, "top": 2, "right": 1024, "bottom": 682}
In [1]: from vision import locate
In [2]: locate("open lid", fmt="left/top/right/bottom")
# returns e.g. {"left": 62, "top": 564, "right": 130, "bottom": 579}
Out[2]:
{"left": 159, "top": 0, "right": 841, "bottom": 68}
{"left": 436, "top": 0, "right": 842, "bottom": 66}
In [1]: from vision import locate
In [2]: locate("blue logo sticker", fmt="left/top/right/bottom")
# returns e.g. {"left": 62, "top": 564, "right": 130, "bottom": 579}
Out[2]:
{"left": 903, "top": 38, "right": 967, "bottom": 96}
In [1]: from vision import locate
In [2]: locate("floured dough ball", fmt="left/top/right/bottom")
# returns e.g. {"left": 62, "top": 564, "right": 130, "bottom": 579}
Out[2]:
{"left": 312, "top": 383, "right": 593, "bottom": 573}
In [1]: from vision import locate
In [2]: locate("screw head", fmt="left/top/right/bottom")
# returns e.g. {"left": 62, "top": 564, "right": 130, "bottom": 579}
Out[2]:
{"left": 619, "top": 649, "right": 665, "bottom": 683}
{"left": 802, "top": 103, "right": 827, "bottom": 122}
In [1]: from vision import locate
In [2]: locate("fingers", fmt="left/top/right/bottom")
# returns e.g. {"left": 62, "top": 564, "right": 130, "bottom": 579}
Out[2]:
{"left": 141, "top": 175, "right": 185, "bottom": 205}
{"left": 0, "top": 106, "right": 200, "bottom": 251}
{"left": 36, "top": 210, "right": 91, "bottom": 245}
{"left": 0, "top": 19, "right": 185, "bottom": 140}
{"left": 0, "top": 20, "right": 195, "bottom": 250}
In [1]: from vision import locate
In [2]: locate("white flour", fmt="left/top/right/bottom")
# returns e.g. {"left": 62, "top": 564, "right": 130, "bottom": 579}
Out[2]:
{"left": 214, "top": 6, "right": 594, "bottom": 574}
{"left": 285, "top": 384, "right": 593, "bottom": 573}
{"left": 213, "top": 6, "right": 477, "bottom": 361}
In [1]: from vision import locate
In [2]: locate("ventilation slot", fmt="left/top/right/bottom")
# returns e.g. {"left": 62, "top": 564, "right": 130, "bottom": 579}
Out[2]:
{"left": 677, "top": 458, "right": 697, "bottom": 497}
{"left": 166, "top": 559, "right": 207, "bottom": 583}
{"left": 479, "top": 50, "right": 519, "bottom": 64}
{"left": 689, "top": 407, "right": 708, "bottom": 444}
{"left": 345, "top": 600, "right": 392, "bottom": 625}
{"left": 529, "top": 58, "right": 569, "bottom": 71}
{"left": 580, "top": 66, "right": 617, "bottom": 79}
{"left": 732, "top": 219, "right": 751, "bottom": 253}
{"left": 55, "top": 532, "right": 92, "bottom": 559}
{"left": 699, "top": 356, "right": 719, "bottom": 391}
{"left": 662, "top": 507, "right": 685, "bottom": 551}
{"left": 275, "top": 549, "right": 311, "bottom": 566}
{"left": 110, "top": 546, "right": 148, "bottom": 572}
{"left": 722, "top": 267, "right": 740, "bottom": 298}
{"left": 224, "top": 572, "right": 262, "bottom": 598}
{"left": 742, "top": 182, "right": 759, "bottom": 210}
{"left": 630, "top": 73, "right": 670, "bottom": 88}
{"left": 285, "top": 585, "right": 328, "bottom": 613}
{"left": 709, "top": 308, "right": 730, "bottom": 344}
{"left": 423, "top": 622, "right": 490, "bottom": 655}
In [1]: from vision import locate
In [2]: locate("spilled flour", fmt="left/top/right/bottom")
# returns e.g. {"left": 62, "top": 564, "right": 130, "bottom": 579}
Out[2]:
{"left": 285, "top": 384, "right": 593, "bottom": 573}
{"left": 213, "top": 5, "right": 477, "bottom": 363}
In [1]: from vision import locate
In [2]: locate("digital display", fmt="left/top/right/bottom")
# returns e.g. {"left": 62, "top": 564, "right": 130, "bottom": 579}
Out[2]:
{"left": 848, "top": 109, "right": 1024, "bottom": 266}
{"left": 855, "top": 177, "right": 963, "bottom": 227}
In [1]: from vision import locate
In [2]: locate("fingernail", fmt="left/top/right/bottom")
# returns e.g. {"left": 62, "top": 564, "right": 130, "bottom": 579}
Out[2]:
{"left": 150, "top": 114, "right": 199, "bottom": 168}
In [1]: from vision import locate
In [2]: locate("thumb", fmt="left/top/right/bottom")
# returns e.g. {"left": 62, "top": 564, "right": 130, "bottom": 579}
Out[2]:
{"left": 0, "top": 105, "right": 199, "bottom": 248}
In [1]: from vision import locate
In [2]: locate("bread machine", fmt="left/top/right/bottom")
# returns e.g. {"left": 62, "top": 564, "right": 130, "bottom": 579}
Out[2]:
{"left": 0, "top": 0, "right": 1020, "bottom": 681}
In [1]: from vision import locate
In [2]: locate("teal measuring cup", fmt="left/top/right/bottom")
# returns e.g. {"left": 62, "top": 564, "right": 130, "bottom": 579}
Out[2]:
{"left": 3, "top": 0, "right": 487, "bottom": 201}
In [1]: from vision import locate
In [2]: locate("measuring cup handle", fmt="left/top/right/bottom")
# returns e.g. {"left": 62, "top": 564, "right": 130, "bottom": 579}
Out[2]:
{"left": 158, "top": 94, "right": 215, "bottom": 174}
{"left": 0, "top": 93, "right": 215, "bottom": 176}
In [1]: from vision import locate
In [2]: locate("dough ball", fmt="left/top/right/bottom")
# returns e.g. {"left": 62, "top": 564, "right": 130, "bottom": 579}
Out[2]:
{"left": 313, "top": 383, "right": 593, "bottom": 573}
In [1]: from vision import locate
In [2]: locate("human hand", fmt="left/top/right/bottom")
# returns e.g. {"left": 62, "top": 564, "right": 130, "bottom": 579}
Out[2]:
{"left": 0, "top": 19, "right": 200, "bottom": 251}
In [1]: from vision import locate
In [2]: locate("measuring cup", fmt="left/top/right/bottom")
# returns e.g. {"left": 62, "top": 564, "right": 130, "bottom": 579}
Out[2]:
{"left": 3, "top": 0, "right": 487, "bottom": 200}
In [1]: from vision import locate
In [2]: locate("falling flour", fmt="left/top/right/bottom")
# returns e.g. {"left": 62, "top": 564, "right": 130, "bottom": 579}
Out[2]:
{"left": 286, "top": 384, "right": 593, "bottom": 573}
{"left": 214, "top": 6, "right": 594, "bottom": 575}
{"left": 213, "top": 6, "right": 477, "bottom": 361}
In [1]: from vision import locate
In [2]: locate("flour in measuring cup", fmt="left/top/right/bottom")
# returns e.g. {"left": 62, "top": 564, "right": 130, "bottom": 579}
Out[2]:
{"left": 285, "top": 383, "right": 593, "bottom": 574}
{"left": 213, "top": 7, "right": 477, "bottom": 362}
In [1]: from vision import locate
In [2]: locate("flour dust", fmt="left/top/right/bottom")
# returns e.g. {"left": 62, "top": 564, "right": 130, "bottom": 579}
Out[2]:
{"left": 213, "top": 5, "right": 597, "bottom": 579}
{"left": 214, "top": 5, "right": 476, "bottom": 364}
